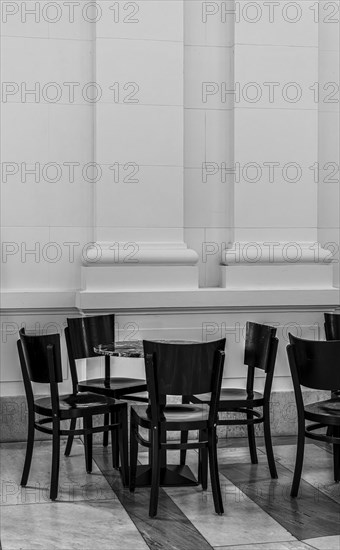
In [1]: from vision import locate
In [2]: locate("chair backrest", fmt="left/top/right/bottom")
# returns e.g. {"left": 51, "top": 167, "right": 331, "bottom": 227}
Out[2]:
{"left": 287, "top": 333, "right": 340, "bottom": 391}
{"left": 244, "top": 322, "right": 277, "bottom": 372}
{"left": 324, "top": 312, "right": 340, "bottom": 341}
{"left": 143, "top": 339, "right": 226, "bottom": 397}
{"left": 143, "top": 339, "right": 225, "bottom": 425}
{"left": 66, "top": 314, "right": 115, "bottom": 360}
{"left": 18, "top": 328, "right": 62, "bottom": 384}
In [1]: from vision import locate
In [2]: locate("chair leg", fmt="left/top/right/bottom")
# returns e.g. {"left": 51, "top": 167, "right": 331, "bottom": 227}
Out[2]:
{"left": 180, "top": 431, "right": 189, "bottom": 466}
{"left": 180, "top": 396, "right": 190, "bottom": 465}
{"left": 115, "top": 408, "right": 129, "bottom": 487}
{"left": 247, "top": 411, "right": 258, "bottom": 464}
{"left": 64, "top": 418, "right": 77, "bottom": 456}
{"left": 198, "top": 429, "right": 208, "bottom": 490}
{"left": 129, "top": 415, "right": 138, "bottom": 492}
{"left": 327, "top": 394, "right": 338, "bottom": 436}
{"left": 208, "top": 427, "right": 224, "bottom": 515}
{"left": 333, "top": 444, "right": 340, "bottom": 483}
{"left": 149, "top": 428, "right": 160, "bottom": 518}
{"left": 21, "top": 411, "right": 35, "bottom": 487}
{"left": 263, "top": 404, "right": 278, "bottom": 479}
{"left": 333, "top": 426, "right": 340, "bottom": 483}
{"left": 160, "top": 429, "right": 167, "bottom": 468}
{"left": 291, "top": 427, "right": 305, "bottom": 497}
{"left": 111, "top": 410, "right": 120, "bottom": 469}
{"left": 83, "top": 417, "right": 93, "bottom": 474}
{"left": 103, "top": 412, "right": 109, "bottom": 447}
{"left": 50, "top": 418, "right": 60, "bottom": 500}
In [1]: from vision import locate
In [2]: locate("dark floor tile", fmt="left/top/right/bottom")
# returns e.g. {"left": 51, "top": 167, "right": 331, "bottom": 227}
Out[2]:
{"left": 220, "top": 460, "right": 340, "bottom": 541}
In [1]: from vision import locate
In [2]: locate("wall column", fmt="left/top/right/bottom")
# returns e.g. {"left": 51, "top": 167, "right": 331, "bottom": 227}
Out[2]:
{"left": 221, "top": 0, "right": 334, "bottom": 289}
{"left": 80, "top": 1, "right": 199, "bottom": 293}
{"left": 183, "top": 0, "right": 234, "bottom": 288}
{"left": 317, "top": 0, "right": 340, "bottom": 289}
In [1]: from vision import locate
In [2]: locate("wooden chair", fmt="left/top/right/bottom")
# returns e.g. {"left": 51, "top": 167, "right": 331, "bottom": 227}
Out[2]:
{"left": 129, "top": 339, "right": 226, "bottom": 517}
{"left": 324, "top": 312, "right": 340, "bottom": 341}
{"left": 64, "top": 314, "right": 147, "bottom": 458}
{"left": 287, "top": 333, "right": 340, "bottom": 496}
{"left": 18, "top": 328, "right": 128, "bottom": 500}
{"left": 183, "top": 322, "right": 278, "bottom": 479}
{"left": 324, "top": 312, "right": 340, "bottom": 399}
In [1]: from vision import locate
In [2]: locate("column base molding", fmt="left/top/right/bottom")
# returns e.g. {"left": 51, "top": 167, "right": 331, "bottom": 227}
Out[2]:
{"left": 221, "top": 242, "right": 335, "bottom": 290}
{"left": 83, "top": 241, "right": 199, "bottom": 265}
{"left": 81, "top": 241, "right": 199, "bottom": 291}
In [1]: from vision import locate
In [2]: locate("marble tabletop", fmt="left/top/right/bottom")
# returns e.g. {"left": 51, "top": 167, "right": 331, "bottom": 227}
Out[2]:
{"left": 94, "top": 340, "right": 143, "bottom": 358}
{"left": 94, "top": 340, "right": 199, "bottom": 358}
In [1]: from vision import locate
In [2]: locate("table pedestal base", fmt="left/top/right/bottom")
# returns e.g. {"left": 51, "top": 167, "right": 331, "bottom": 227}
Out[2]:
{"left": 135, "top": 464, "right": 199, "bottom": 487}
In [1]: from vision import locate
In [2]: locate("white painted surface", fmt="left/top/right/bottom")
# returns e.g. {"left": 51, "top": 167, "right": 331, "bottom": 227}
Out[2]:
{"left": 0, "top": 2, "right": 339, "bottom": 402}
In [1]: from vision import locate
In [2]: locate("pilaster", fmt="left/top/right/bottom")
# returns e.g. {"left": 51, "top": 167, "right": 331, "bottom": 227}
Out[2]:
{"left": 81, "top": 0, "right": 199, "bottom": 292}
{"left": 221, "top": 0, "right": 335, "bottom": 290}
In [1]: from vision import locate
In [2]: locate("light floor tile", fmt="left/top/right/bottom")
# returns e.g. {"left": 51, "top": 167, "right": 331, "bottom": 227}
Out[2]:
{"left": 0, "top": 440, "right": 114, "bottom": 505}
{"left": 0, "top": 499, "right": 149, "bottom": 550}
{"left": 214, "top": 541, "right": 317, "bottom": 550}
{"left": 302, "top": 536, "right": 340, "bottom": 550}
{"left": 214, "top": 445, "right": 263, "bottom": 464}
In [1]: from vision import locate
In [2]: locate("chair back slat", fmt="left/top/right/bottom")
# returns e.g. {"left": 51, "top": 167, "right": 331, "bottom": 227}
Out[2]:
{"left": 288, "top": 333, "right": 340, "bottom": 390}
{"left": 64, "top": 326, "right": 78, "bottom": 392}
{"left": 17, "top": 339, "right": 35, "bottom": 409}
{"left": 66, "top": 315, "right": 115, "bottom": 360}
{"left": 244, "top": 322, "right": 277, "bottom": 372}
{"left": 324, "top": 312, "right": 340, "bottom": 341}
{"left": 19, "top": 328, "right": 63, "bottom": 383}
{"left": 143, "top": 339, "right": 226, "bottom": 396}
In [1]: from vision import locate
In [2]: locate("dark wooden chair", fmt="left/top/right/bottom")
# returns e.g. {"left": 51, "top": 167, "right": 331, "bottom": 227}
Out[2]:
{"left": 64, "top": 314, "right": 147, "bottom": 458}
{"left": 324, "top": 312, "right": 340, "bottom": 341}
{"left": 183, "top": 322, "right": 278, "bottom": 479}
{"left": 324, "top": 312, "right": 340, "bottom": 399}
{"left": 129, "top": 339, "right": 226, "bottom": 517}
{"left": 18, "top": 328, "right": 128, "bottom": 500}
{"left": 287, "top": 333, "right": 340, "bottom": 497}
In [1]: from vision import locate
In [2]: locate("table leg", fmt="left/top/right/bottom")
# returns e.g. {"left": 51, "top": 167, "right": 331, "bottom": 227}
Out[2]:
{"left": 134, "top": 465, "right": 198, "bottom": 487}
{"left": 103, "top": 355, "right": 111, "bottom": 447}
{"left": 135, "top": 428, "right": 198, "bottom": 488}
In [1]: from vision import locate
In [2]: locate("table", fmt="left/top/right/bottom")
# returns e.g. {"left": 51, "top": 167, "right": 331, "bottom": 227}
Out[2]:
{"left": 94, "top": 340, "right": 199, "bottom": 488}
{"left": 78, "top": 340, "right": 147, "bottom": 398}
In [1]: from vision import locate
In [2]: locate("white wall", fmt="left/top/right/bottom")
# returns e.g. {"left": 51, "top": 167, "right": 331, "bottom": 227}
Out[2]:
{"left": 1, "top": 2, "right": 94, "bottom": 292}
{"left": 317, "top": 0, "right": 340, "bottom": 287}
{"left": 94, "top": 0, "right": 185, "bottom": 245}
{"left": 0, "top": 1, "right": 339, "bottom": 419}
{"left": 233, "top": 0, "right": 319, "bottom": 244}
{"left": 1, "top": 1, "right": 338, "bottom": 293}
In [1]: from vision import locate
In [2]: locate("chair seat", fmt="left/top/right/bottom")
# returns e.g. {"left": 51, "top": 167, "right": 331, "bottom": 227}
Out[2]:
{"left": 132, "top": 403, "right": 210, "bottom": 423}
{"left": 77, "top": 377, "right": 147, "bottom": 398}
{"left": 193, "top": 388, "right": 264, "bottom": 407}
{"left": 305, "top": 398, "right": 340, "bottom": 425}
{"left": 120, "top": 391, "right": 149, "bottom": 402}
{"left": 35, "top": 392, "right": 124, "bottom": 417}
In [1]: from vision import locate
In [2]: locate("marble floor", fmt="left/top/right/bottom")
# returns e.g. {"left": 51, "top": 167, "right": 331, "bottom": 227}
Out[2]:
{"left": 0, "top": 437, "right": 339, "bottom": 550}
